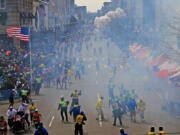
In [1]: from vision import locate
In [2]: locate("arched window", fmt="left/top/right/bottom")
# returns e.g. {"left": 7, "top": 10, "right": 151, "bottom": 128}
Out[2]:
{"left": 0, "top": 0, "right": 6, "bottom": 9}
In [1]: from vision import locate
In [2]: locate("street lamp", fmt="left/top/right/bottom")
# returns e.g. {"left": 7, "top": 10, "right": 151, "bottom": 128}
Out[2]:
{"left": 177, "top": 35, "right": 180, "bottom": 49}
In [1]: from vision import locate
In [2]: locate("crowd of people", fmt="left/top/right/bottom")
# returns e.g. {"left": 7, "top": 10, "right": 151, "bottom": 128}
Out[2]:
{"left": 0, "top": 101, "right": 48, "bottom": 135}
{"left": 0, "top": 40, "right": 31, "bottom": 91}
{"left": 57, "top": 89, "right": 87, "bottom": 135}
{"left": 106, "top": 80, "right": 147, "bottom": 126}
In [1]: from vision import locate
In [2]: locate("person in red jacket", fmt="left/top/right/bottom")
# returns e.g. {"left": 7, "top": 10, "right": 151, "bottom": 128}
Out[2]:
{"left": 0, "top": 116, "right": 7, "bottom": 135}
{"left": 33, "top": 109, "right": 42, "bottom": 129}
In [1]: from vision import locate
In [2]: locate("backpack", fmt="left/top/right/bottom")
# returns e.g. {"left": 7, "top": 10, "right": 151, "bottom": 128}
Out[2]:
{"left": 76, "top": 115, "right": 83, "bottom": 125}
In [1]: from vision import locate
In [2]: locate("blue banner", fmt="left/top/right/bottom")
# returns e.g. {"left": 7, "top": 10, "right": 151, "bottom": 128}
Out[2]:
{"left": 0, "top": 90, "right": 20, "bottom": 101}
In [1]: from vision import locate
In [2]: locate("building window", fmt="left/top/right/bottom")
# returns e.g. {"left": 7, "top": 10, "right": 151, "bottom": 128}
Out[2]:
{"left": 0, "top": 0, "right": 6, "bottom": 9}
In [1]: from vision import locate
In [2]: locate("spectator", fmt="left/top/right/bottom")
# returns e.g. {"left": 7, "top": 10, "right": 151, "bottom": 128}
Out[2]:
{"left": 120, "top": 128, "right": 128, "bottom": 135}
{"left": 0, "top": 116, "right": 7, "bottom": 135}
{"left": 128, "top": 98, "right": 137, "bottom": 122}
{"left": 34, "top": 123, "right": 48, "bottom": 135}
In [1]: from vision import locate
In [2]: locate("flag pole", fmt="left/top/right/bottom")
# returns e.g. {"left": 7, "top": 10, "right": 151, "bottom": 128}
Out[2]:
{"left": 29, "top": 28, "right": 33, "bottom": 96}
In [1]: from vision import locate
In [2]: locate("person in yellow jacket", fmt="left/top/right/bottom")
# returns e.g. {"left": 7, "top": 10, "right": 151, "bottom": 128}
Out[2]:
{"left": 159, "top": 127, "right": 165, "bottom": 135}
{"left": 74, "top": 112, "right": 87, "bottom": 135}
{"left": 67, "top": 69, "right": 73, "bottom": 83}
{"left": 28, "top": 102, "right": 37, "bottom": 123}
{"left": 148, "top": 127, "right": 156, "bottom": 135}
{"left": 137, "top": 99, "right": 146, "bottom": 122}
{"left": 71, "top": 90, "right": 81, "bottom": 106}
{"left": 95, "top": 97, "right": 105, "bottom": 121}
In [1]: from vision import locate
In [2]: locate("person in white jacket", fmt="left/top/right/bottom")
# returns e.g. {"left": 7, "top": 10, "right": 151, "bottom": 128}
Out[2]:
{"left": 6, "top": 106, "right": 17, "bottom": 128}
{"left": 18, "top": 103, "right": 30, "bottom": 127}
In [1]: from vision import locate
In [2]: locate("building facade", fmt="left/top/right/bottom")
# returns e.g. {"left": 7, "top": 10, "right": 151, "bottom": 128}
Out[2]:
{"left": 0, "top": 0, "right": 34, "bottom": 35}
{"left": 75, "top": 6, "right": 87, "bottom": 21}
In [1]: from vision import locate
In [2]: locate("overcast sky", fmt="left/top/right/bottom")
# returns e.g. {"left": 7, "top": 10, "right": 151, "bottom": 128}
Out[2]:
{"left": 75, "top": 0, "right": 111, "bottom": 12}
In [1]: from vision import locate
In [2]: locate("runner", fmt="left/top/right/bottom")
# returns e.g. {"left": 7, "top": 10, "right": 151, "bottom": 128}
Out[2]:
{"left": 108, "top": 80, "right": 115, "bottom": 98}
{"left": 70, "top": 103, "right": 81, "bottom": 121}
{"left": 137, "top": 99, "right": 146, "bottom": 122}
{"left": 74, "top": 111, "right": 87, "bottom": 135}
{"left": 75, "top": 69, "right": 81, "bottom": 80}
{"left": 95, "top": 96, "right": 105, "bottom": 121}
{"left": 62, "top": 74, "right": 68, "bottom": 89}
{"left": 70, "top": 90, "right": 81, "bottom": 106}
{"left": 112, "top": 100, "right": 123, "bottom": 126}
{"left": 56, "top": 74, "right": 63, "bottom": 89}
{"left": 67, "top": 68, "right": 73, "bottom": 83}
{"left": 8, "top": 89, "right": 17, "bottom": 107}
{"left": 127, "top": 98, "right": 137, "bottom": 122}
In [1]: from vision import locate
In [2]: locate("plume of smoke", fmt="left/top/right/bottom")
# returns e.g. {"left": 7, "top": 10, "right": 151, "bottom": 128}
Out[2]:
{"left": 94, "top": 8, "right": 126, "bottom": 31}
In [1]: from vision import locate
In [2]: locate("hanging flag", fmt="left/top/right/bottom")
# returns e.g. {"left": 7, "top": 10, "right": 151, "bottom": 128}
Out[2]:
{"left": 7, "top": 27, "right": 21, "bottom": 37}
{"left": 150, "top": 54, "right": 168, "bottom": 66}
{"left": 158, "top": 61, "right": 179, "bottom": 71}
{"left": 133, "top": 48, "right": 150, "bottom": 59}
{"left": 155, "top": 69, "right": 169, "bottom": 78}
{"left": 7, "top": 27, "right": 30, "bottom": 42}
{"left": 166, "top": 72, "right": 180, "bottom": 87}
{"left": 129, "top": 44, "right": 142, "bottom": 53}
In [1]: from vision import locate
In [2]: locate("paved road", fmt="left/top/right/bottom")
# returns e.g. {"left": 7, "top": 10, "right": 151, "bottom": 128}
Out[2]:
{"left": 1, "top": 72, "right": 180, "bottom": 135}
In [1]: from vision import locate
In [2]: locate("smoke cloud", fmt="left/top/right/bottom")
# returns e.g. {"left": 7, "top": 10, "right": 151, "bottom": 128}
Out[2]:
{"left": 94, "top": 8, "right": 126, "bottom": 30}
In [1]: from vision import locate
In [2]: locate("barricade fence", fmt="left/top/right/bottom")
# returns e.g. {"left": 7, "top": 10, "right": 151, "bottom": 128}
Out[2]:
{"left": 142, "top": 132, "right": 180, "bottom": 135}
{"left": 0, "top": 89, "right": 20, "bottom": 101}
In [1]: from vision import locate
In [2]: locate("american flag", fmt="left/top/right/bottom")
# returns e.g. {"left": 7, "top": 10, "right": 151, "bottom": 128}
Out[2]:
{"left": 7, "top": 27, "right": 30, "bottom": 42}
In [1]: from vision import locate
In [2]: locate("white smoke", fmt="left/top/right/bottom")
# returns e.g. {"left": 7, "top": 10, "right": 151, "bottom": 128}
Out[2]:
{"left": 94, "top": 8, "right": 126, "bottom": 30}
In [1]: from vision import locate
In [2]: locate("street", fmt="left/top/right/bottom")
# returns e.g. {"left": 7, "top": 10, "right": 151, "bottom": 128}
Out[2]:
{"left": 1, "top": 69, "right": 180, "bottom": 135}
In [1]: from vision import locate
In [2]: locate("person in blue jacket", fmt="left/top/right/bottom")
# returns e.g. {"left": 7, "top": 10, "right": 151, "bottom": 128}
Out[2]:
{"left": 34, "top": 123, "right": 48, "bottom": 135}
{"left": 120, "top": 128, "right": 128, "bottom": 135}
{"left": 69, "top": 102, "right": 81, "bottom": 121}
{"left": 127, "top": 98, "right": 137, "bottom": 122}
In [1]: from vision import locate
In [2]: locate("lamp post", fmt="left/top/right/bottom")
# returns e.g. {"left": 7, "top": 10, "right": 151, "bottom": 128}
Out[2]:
{"left": 54, "top": 13, "right": 58, "bottom": 44}
{"left": 177, "top": 35, "right": 180, "bottom": 49}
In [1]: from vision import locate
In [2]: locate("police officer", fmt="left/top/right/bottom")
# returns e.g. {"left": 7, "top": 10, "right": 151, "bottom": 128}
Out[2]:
{"left": 20, "top": 87, "right": 29, "bottom": 103}
{"left": 74, "top": 111, "right": 87, "bottom": 135}
{"left": 58, "top": 96, "right": 69, "bottom": 122}
{"left": 70, "top": 90, "right": 81, "bottom": 106}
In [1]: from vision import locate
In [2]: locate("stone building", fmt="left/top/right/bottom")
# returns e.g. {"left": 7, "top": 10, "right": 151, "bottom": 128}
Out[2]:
{"left": 0, "top": 0, "right": 34, "bottom": 35}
